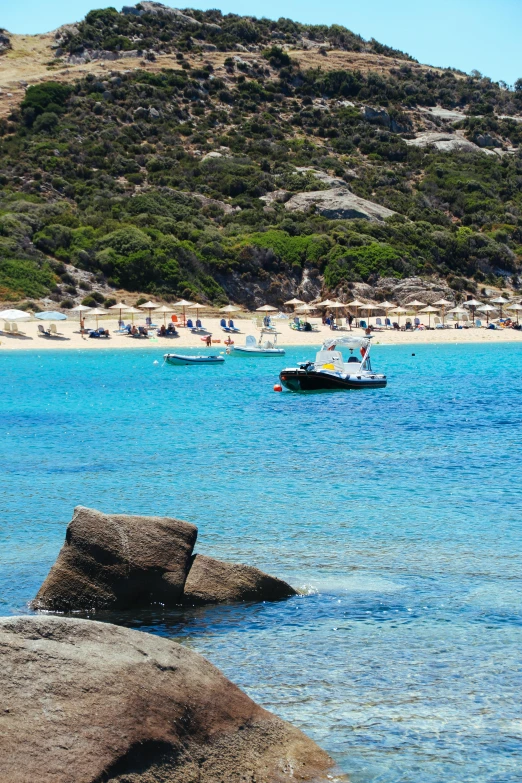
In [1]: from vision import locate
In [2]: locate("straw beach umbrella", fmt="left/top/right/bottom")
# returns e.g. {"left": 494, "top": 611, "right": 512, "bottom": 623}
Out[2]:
{"left": 139, "top": 300, "right": 159, "bottom": 326}
{"left": 463, "top": 298, "right": 483, "bottom": 324}
{"left": 419, "top": 304, "right": 439, "bottom": 328}
{"left": 123, "top": 306, "right": 142, "bottom": 324}
{"left": 284, "top": 297, "right": 305, "bottom": 308}
{"left": 296, "top": 303, "right": 315, "bottom": 323}
{"left": 109, "top": 301, "right": 131, "bottom": 326}
{"left": 220, "top": 304, "right": 240, "bottom": 313}
{"left": 378, "top": 300, "right": 395, "bottom": 327}
{"left": 433, "top": 298, "right": 453, "bottom": 327}
{"left": 188, "top": 302, "right": 206, "bottom": 325}
{"left": 173, "top": 299, "right": 194, "bottom": 327}
{"left": 153, "top": 304, "right": 174, "bottom": 327}
{"left": 86, "top": 308, "right": 108, "bottom": 329}
{"left": 406, "top": 299, "right": 427, "bottom": 323}
{"left": 346, "top": 299, "right": 364, "bottom": 325}
{"left": 389, "top": 306, "right": 407, "bottom": 327}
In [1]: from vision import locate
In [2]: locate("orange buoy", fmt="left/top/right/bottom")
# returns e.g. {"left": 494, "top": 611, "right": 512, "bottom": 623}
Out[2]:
{"left": 273, "top": 384, "right": 283, "bottom": 392}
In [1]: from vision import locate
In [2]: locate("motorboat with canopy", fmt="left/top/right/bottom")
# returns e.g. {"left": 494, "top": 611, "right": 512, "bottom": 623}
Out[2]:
{"left": 233, "top": 329, "right": 285, "bottom": 356}
{"left": 279, "top": 335, "right": 387, "bottom": 391}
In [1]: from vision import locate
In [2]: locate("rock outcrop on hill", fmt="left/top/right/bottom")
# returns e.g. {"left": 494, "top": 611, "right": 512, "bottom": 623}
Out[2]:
{"left": 0, "top": 616, "right": 335, "bottom": 783}
{"left": 33, "top": 506, "right": 296, "bottom": 611}
{"left": 0, "top": 29, "right": 11, "bottom": 55}
{"left": 405, "top": 131, "right": 496, "bottom": 154}
{"left": 285, "top": 188, "right": 396, "bottom": 222}
{"left": 184, "top": 554, "right": 296, "bottom": 604}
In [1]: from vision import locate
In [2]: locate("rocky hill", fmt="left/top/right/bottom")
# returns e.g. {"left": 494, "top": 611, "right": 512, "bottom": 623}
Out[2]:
{"left": 1, "top": 4, "right": 522, "bottom": 307}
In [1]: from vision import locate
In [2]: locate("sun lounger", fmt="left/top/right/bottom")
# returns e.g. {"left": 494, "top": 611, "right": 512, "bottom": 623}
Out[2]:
{"left": 4, "top": 322, "right": 11, "bottom": 333}
{"left": 50, "top": 323, "right": 62, "bottom": 335}
{"left": 359, "top": 320, "right": 367, "bottom": 329}
{"left": 38, "top": 324, "right": 51, "bottom": 337}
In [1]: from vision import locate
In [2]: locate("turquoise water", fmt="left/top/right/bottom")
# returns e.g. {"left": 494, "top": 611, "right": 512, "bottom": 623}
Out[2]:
{"left": 1, "top": 343, "right": 522, "bottom": 781}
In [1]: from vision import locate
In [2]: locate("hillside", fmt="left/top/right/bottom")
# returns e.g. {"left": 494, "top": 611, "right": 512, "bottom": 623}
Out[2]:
{"left": 1, "top": 3, "right": 522, "bottom": 307}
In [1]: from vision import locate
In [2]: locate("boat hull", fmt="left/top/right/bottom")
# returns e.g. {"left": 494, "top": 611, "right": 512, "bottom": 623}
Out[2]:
{"left": 164, "top": 354, "right": 224, "bottom": 365}
{"left": 279, "top": 368, "right": 387, "bottom": 391}
{"left": 233, "top": 347, "right": 285, "bottom": 355}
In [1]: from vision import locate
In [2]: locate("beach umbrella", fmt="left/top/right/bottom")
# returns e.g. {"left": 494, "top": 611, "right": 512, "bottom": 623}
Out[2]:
{"left": 359, "top": 302, "right": 379, "bottom": 327}
{"left": 419, "top": 304, "right": 439, "bottom": 328}
{"left": 188, "top": 302, "right": 206, "bottom": 324}
{"left": 389, "top": 306, "right": 408, "bottom": 327}
{"left": 433, "top": 298, "right": 453, "bottom": 327}
{"left": 256, "top": 304, "right": 278, "bottom": 311}
{"left": 86, "top": 307, "right": 108, "bottom": 329}
{"left": 378, "top": 300, "right": 395, "bottom": 327}
{"left": 35, "top": 311, "right": 67, "bottom": 321}
{"left": 490, "top": 295, "right": 509, "bottom": 318}
{"left": 447, "top": 305, "right": 467, "bottom": 327}
{"left": 72, "top": 304, "right": 91, "bottom": 315}
{"left": 477, "top": 304, "right": 497, "bottom": 325}
{"left": 284, "top": 297, "right": 305, "bottom": 307}
{"left": 173, "top": 299, "right": 194, "bottom": 327}
{"left": 296, "top": 303, "right": 316, "bottom": 323}
{"left": 153, "top": 304, "right": 174, "bottom": 327}
{"left": 123, "top": 306, "right": 142, "bottom": 325}
{"left": 346, "top": 299, "right": 365, "bottom": 325}
{"left": 407, "top": 299, "right": 427, "bottom": 321}
{"left": 507, "top": 303, "right": 522, "bottom": 324}
{"left": 109, "top": 301, "right": 131, "bottom": 325}
{"left": 139, "top": 300, "right": 159, "bottom": 325}
{"left": 0, "top": 308, "right": 32, "bottom": 320}
{"left": 463, "top": 298, "right": 483, "bottom": 323}
{"left": 220, "top": 304, "right": 240, "bottom": 313}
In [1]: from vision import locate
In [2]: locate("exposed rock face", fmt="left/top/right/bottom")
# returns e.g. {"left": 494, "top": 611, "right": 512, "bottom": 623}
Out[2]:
{"left": 474, "top": 132, "right": 502, "bottom": 148}
{"left": 361, "top": 106, "right": 411, "bottom": 133}
{"left": 405, "top": 131, "right": 491, "bottom": 154}
{"left": 0, "top": 29, "right": 11, "bottom": 55}
{"left": 33, "top": 506, "right": 198, "bottom": 611}
{"left": 33, "top": 507, "right": 296, "bottom": 611}
{"left": 285, "top": 187, "right": 396, "bottom": 222}
{"left": 0, "top": 616, "right": 336, "bottom": 783}
{"left": 184, "top": 554, "right": 297, "bottom": 604}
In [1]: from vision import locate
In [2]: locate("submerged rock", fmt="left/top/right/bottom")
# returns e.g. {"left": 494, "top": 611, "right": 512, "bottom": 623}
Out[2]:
{"left": 33, "top": 506, "right": 297, "bottom": 611}
{"left": 184, "top": 554, "right": 297, "bottom": 604}
{"left": 0, "top": 616, "right": 336, "bottom": 783}
{"left": 33, "top": 506, "right": 197, "bottom": 611}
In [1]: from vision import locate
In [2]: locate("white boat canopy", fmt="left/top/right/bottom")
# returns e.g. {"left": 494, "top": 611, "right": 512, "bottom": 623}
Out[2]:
{"left": 321, "top": 335, "right": 371, "bottom": 351}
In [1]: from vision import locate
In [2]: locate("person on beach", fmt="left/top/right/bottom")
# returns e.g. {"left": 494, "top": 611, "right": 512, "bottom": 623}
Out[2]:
{"left": 347, "top": 313, "right": 353, "bottom": 331}
{"left": 206, "top": 334, "right": 212, "bottom": 347}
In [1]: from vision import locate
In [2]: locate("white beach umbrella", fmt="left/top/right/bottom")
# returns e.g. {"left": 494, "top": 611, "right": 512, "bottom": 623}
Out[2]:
{"left": 87, "top": 308, "right": 108, "bottom": 329}
{"left": 72, "top": 304, "right": 92, "bottom": 314}
{"left": 406, "top": 299, "right": 427, "bottom": 324}
{"left": 284, "top": 297, "right": 305, "bottom": 306}
{"left": 477, "top": 304, "right": 497, "bottom": 325}
{"left": 463, "top": 298, "right": 483, "bottom": 322}
{"left": 490, "top": 295, "right": 509, "bottom": 318}
{"left": 256, "top": 304, "right": 278, "bottom": 311}
{"left": 0, "top": 309, "right": 31, "bottom": 321}
{"left": 447, "top": 305, "right": 467, "bottom": 326}
{"left": 419, "top": 304, "right": 439, "bottom": 328}
{"left": 507, "top": 303, "right": 522, "bottom": 324}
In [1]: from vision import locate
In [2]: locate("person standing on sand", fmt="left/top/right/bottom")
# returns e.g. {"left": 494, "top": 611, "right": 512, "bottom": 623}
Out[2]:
{"left": 348, "top": 313, "right": 353, "bottom": 331}
{"left": 206, "top": 334, "right": 212, "bottom": 347}
{"left": 80, "top": 317, "right": 85, "bottom": 338}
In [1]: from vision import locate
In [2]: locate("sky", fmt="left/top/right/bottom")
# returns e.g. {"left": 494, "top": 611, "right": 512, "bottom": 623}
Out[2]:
{"left": 3, "top": 0, "right": 522, "bottom": 86}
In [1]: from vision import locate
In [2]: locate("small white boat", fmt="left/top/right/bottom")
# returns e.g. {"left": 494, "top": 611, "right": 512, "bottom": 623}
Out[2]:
{"left": 233, "top": 331, "right": 285, "bottom": 356}
{"left": 164, "top": 353, "right": 225, "bottom": 365}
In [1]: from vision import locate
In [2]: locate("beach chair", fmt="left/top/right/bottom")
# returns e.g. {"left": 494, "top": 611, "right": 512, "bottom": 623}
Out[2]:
{"left": 359, "top": 320, "right": 367, "bottom": 329}
{"left": 37, "top": 324, "right": 50, "bottom": 337}
{"left": 187, "top": 319, "right": 194, "bottom": 328}
{"left": 171, "top": 314, "right": 179, "bottom": 325}
{"left": 414, "top": 317, "right": 420, "bottom": 328}
{"left": 228, "top": 319, "right": 240, "bottom": 333}
{"left": 11, "top": 323, "right": 21, "bottom": 335}
{"left": 50, "top": 323, "right": 61, "bottom": 335}
{"left": 376, "top": 317, "right": 382, "bottom": 326}
{"left": 475, "top": 319, "right": 482, "bottom": 327}
{"left": 4, "top": 322, "right": 11, "bottom": 333}
{"left": 385, "top": 317, "right": 391, "bottom": 328}
{"left": 393, "top": 322, "right": 400, "bottom": 330}
{"left": 220, "top": 318, "right": 227, "bottom": 328}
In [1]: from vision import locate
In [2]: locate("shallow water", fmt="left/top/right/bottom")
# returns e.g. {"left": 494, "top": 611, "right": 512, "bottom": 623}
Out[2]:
{"left": 1, "top": 342, "right": 521, "bottom": 782}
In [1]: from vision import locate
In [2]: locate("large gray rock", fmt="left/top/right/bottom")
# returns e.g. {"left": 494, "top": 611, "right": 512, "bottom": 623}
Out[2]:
{"left": 32, "top": 506, "right": 197, "bottom": 611}
{"left": 0, "top": 616, "right": 337, "bottom": 783}
{"left": 184, "top": 554, "right": 297, "bottom": 604}
{"left": 405, "top": 132, "right": 496, "bottom": 155}
{"left": 285, "top": 188, "right": 396, "bottom": 222}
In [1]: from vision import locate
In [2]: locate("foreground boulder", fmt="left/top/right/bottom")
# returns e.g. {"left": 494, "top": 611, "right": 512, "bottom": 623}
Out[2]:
{"left": 33, "top": 506, "right": 197, "bottom": 611}
{"left": 184, "top": 554, "right": 297, "bottom": 604}
{"left": 33, "top": 506, "right": 296, "bottom": 612}
{"left": 0, "top": 616, "right": 337, "bottom": 783}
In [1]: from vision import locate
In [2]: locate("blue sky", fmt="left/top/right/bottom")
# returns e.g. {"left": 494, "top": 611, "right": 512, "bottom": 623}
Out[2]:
{"left": 3, "top": 0, "right": 521, "bottom": 86}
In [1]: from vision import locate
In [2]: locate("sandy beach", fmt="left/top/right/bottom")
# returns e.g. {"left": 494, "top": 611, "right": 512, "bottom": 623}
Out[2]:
{"left": 1, "top": 315, "right": 522, "bottom": 350}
